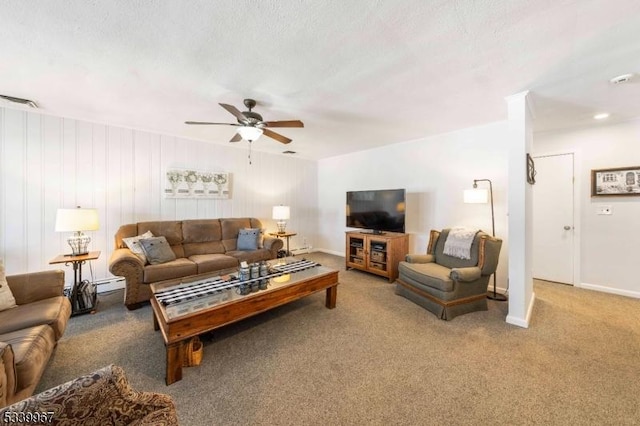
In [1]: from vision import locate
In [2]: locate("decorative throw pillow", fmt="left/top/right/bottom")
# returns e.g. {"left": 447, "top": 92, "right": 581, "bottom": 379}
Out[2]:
{"left": 139, "top": 236, "right": 177, "bottom": 265}
{"left": 237, "top": 228, "right": 260, "bottom": 251}
{"left": 243, "top": 228, "right": 266, "bottom": 248}
{"left": 122, "top": 230, "right": 154, "bottom": 264}
{"left": 0, "top": 259, "right": 17, "bottom": 312}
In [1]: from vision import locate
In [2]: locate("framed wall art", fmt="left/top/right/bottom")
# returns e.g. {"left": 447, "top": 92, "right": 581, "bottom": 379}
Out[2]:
{"left": 165, "top": 169, "right": 231, "bottom": 199}
{"left": 591, "top": 166, "right": 640, "bottom": 196}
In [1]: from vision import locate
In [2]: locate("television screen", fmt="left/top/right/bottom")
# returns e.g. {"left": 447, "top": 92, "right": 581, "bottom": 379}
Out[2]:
{"left": 346, "top": 189, "right": 406, "bottom": 234}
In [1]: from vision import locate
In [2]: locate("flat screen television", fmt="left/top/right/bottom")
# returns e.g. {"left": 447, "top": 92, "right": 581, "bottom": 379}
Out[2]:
{"left": 346, "top": 188, "right": 406, "bottom": 234}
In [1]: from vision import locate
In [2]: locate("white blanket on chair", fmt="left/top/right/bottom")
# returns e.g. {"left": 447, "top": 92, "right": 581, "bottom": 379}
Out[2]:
{"left": 443, "top": 227, "right": 479, "bottom": 260}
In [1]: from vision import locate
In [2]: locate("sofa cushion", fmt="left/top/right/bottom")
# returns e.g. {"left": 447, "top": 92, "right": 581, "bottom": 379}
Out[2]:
{"left": 182, "top": 220, "right": 222, "bottom": 243}
{"left": 143, "top": 258, "right": 198, "bottom": 284}
{"left": 237, "top": 228, "right": 260, "bottom": 250}
{"left": 221, "top": 218, "right": 253, "bottom": 251}
{"left": 399, "top": 262, "right": 454, "bottom": 292}
{"left": 226, "top": 249, "right": 273, "bottom": 264}
{"left": 0, "top": 297, "right": 71, "bottom": 340}
{"left": 0, "top": 260, "right": 17, "bottom": 312}
{"left": 182, "top": 220, "right": 225, "bottom": 257}
{"left": 137, "top": 221, "right": 183, "bottom": 246}
{"left": 0, "top": 325, "right": 56, "bottom": 398}
{"left": 139, "top": 237, "right": 177, "bottom": 265}
{"left": 189, "top": 254, "right": 239, "bottom": 274}
{"left": 122, "top": 230, "right": 154, "bottom": 265}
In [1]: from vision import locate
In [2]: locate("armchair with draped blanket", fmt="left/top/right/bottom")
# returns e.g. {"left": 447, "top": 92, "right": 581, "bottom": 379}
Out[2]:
{"left": 394, "top": 228, "right": 502, "bottom": 320}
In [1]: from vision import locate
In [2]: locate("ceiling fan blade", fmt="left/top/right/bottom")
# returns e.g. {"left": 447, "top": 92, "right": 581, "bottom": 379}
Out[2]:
{"left": 229, "top": 132, "right": 242, "bottom": 142}
{"left": 185, "top": 121, "right": 239, "bottom": 126}
{"left": 263, "top": 128, "right": 292, "bottom": 144}
{"left": 264, "top": 120, "right": 304, "bottom": 128}
{"left": 219, "top": 103, "right": 249, "bottom": 123}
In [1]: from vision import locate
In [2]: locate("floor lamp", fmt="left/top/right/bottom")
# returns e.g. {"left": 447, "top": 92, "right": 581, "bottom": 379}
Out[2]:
{"left": 463, "top": 179, "right": 507, "bottom": 301}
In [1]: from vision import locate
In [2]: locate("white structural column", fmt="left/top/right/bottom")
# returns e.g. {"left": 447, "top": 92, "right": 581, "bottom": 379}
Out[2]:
{"left": 505, "top": 91, "right": 535, "bottom": 328}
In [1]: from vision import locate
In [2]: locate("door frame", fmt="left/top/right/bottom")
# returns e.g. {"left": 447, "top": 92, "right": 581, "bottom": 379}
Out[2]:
{"left": 532, "top": 149, "right": 581, "bottom": 287}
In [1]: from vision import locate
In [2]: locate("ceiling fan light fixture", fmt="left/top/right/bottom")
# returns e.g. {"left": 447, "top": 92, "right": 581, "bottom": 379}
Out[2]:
{"left": 237, "top": 126, "right": 263, "bottom": 142}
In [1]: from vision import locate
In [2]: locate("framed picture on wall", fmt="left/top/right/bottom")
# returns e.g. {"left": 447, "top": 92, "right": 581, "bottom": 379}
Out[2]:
{"left": 165, "top": 169, "right": 231, "bottom": 199}
{"left": 591, "top": 166, "right": 640, "bottom": 196}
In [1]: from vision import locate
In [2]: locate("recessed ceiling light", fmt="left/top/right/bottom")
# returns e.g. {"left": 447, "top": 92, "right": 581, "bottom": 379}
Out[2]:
{"left": 593, "top": 113, "right": 610, "bottom": 120}
{"left": 609, "top": 73, "right": 634, "bottom": 84}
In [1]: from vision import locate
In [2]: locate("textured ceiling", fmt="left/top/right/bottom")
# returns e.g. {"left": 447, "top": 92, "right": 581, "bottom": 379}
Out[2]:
{"left": 1, "top": 1, "right": 639, "bottom": 159}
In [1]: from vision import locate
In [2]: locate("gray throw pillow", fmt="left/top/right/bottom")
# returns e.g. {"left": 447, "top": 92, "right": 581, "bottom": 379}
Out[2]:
{"left": 122, "top": 230, "right": 154, "bottom": 264}
{"left": 237, "top": 228, "right": 260, "bottom": 251}
{"left": 139, "top": 236, "right": 177, "bottom": 265}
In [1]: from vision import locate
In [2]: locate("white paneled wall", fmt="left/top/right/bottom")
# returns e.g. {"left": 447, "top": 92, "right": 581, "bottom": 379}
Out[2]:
{"left": 0, "top": 107, "right": 318, "bottom": 286}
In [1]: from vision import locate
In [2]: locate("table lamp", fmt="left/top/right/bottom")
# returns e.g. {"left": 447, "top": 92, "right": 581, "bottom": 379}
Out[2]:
{"left": 272, "top": 205, "right": 290, "bottom": 234}
{"left": 55, "top": 207, "right": 100, "bottom": 256}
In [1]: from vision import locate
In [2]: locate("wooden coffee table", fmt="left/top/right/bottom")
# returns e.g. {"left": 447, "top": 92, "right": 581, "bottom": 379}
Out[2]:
{"left": 150, "top": 259, "right": 339, "bottom": 385}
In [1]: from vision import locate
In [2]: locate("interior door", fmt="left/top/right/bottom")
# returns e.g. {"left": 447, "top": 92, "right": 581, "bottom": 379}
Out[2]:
{"left": 532, "top": 153, "right": 574, "bottom": 284}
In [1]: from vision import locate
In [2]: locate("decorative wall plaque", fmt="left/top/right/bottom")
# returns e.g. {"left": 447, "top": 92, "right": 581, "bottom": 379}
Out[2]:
{"left": 165, "top": 169, "right": 231, "bottom": 199}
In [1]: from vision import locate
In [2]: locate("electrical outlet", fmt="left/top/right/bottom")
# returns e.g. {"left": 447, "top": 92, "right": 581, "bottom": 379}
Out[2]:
{"left": 597, "top": 205, "right": 613, "bottom": 215}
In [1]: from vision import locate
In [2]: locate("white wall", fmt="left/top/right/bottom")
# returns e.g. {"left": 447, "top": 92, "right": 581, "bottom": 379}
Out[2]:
{"left": 534, "top": 118, "right": 640, "bottom": 297}
{"left": 318, "top": 121, "right": 510, "bottom": 291}
{"left": 506, "top": 92, "right": 535, "bottom": 328}
{"left": 0, "top": 107, "right": 318, "bottom": 287}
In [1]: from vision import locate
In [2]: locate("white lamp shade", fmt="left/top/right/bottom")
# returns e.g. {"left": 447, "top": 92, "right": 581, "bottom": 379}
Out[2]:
{"left": 55, "top": 208, "right": 100, "bottom": 232}
{"left": 463, "top": 189, "right": 489, "bottom": 204}
{"left": 237, "top": 126, "right": 263, "bottom": 141}
{"left": 272, "top": 205, "right": 290, "bottom": 220}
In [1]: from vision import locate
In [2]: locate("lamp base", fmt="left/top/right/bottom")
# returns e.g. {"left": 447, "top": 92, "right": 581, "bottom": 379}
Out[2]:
{"left": 67, "top": 232, "right": 91, "bottom": 256}
{"left": 487, "top": 291, "right": 508, "bottom": 301}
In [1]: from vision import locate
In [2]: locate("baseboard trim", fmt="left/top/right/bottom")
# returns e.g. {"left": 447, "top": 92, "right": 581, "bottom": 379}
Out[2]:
{"left": 316, "top": 248, "right": 344, "bottom": 257}
{"left": 580, "top": 283, "right": 640, "bottom": 299}
{"left": 506, "top": 291, "right": 536, "bottom": 329}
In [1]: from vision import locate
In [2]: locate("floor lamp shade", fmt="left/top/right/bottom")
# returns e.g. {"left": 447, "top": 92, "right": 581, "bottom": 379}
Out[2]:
{"left": 272, "top": 205, "right": 290, "bottom": 234}
{"left": 463, "top": 188, "right": 489, "bottom": 204}
{"left": 55, "top": 207, "right": 100, "bottom": 255}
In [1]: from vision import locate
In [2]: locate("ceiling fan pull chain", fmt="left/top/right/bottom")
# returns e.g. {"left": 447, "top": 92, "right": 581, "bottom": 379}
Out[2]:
{"left": 248, "top": 141, "right": 252, "bottom": 165}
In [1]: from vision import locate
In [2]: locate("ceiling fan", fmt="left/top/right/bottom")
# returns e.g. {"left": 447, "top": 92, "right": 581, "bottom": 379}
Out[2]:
{"left": 185, "top": 99, "right": 303, "bottom": 144}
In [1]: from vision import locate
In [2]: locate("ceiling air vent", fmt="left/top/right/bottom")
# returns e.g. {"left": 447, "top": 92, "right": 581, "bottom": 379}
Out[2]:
{"left": 0, "top": 94, "right": 38, "bottom": 108}
{"left": 282, "top": 150, "right": 297, "bottom": 155}
{"left": 609, "top": 73, "right": 634, "bottom": 84}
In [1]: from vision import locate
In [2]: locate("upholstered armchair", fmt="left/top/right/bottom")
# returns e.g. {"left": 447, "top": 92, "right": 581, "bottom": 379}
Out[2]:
{"left": 0, "top": 364, "right": 178, "bottom": 425}
{"left": 395, "top": 228, "right": 502, "bottom": 320}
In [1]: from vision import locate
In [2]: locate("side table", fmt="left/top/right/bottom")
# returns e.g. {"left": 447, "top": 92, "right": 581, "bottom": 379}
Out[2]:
{"left": 50, "top": 251, "right": 100, "bottom": 316}
{"left": 269, "top": 232, "right": 297, "bottom": 256}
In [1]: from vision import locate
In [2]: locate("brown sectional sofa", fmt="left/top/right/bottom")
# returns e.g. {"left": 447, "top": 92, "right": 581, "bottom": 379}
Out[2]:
{"left": 0, "top": 270, "right": 71, "bottom": 407}
{"left": 109, "top": 217, "right": 284, "bottom": 310}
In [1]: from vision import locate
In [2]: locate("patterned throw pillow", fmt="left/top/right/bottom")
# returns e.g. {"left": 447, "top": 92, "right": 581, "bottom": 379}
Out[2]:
{"left": 0, "top": 259, "right": 17, "bottom": 312}
{"left": 237, "top": 228, "right": 260, "bottom": 251}
{"left": 122, "top": 230, "right": 154, "bottom": 264}
{"left": 139, "top": 236, "right": 177, "bottom": 265}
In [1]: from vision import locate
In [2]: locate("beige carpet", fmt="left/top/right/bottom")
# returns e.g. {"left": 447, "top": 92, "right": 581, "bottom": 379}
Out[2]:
{"left": 38, "top": 252, "right": 639, "bottom": 425}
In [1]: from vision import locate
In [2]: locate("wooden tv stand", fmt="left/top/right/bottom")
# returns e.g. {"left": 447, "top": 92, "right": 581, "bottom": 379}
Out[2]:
{"left": 345, "top": 231, "right": 408, "bottom": 282}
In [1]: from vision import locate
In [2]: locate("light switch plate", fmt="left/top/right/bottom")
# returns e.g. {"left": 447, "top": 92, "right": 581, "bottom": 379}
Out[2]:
{"left": 597, "top": 205, "right": 613, "bottom": 215}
